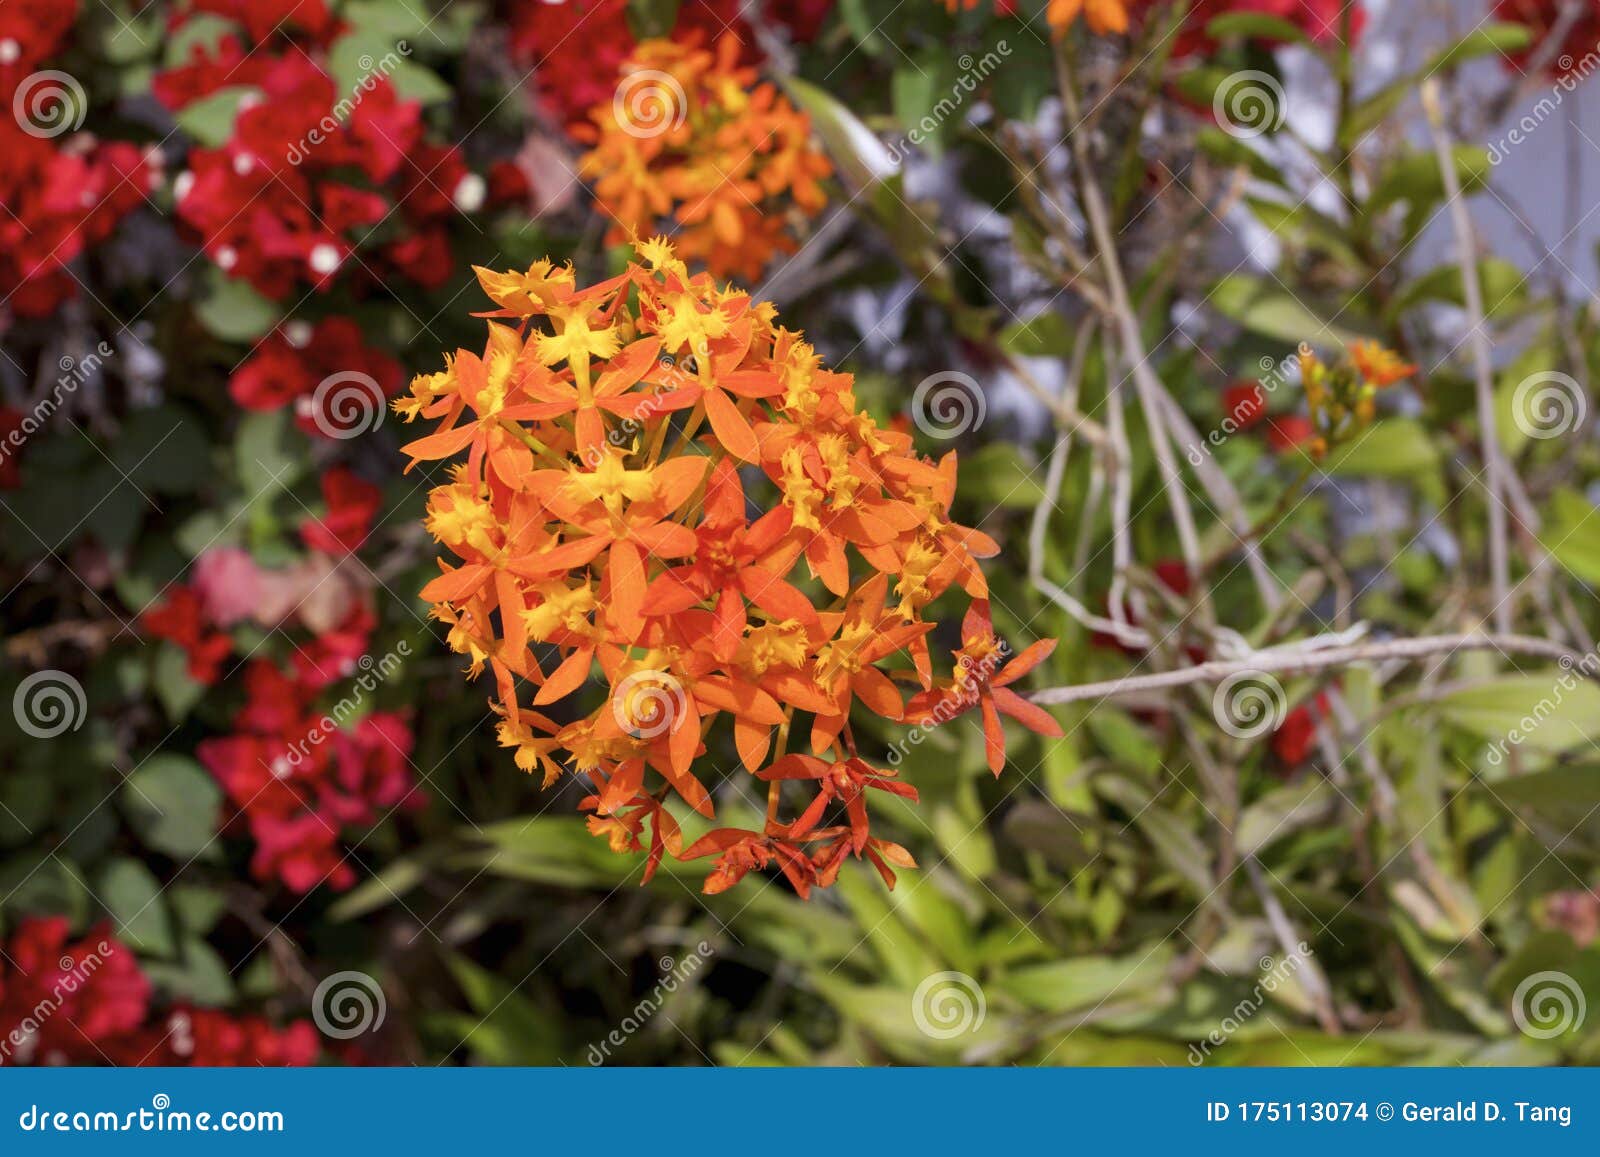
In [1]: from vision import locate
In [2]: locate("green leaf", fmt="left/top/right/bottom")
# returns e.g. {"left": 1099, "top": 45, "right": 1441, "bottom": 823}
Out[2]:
{"left": 234, "top": 408, "right": 302, "bottom": 497}
{"left": 626, "top": 0, "right": 682, "bottom": 40}
{"left": 783, "top": 76, "right": 895, "bottom": 190}
{"left": 97, "top": 858, "right": 176, "bottom": 957}
{"left": 1386, "top": 257, "right": 1526, "bottom": 323}
{"left": 1438, "top": 673, "right": 1600, "bottom": 754}
{"left": 1539, "top": 488, "right": 1600, "bottom": 586}
{"left": 151, "top": 644, "right": 206, "bottom": 724}
{"left": 1195, "top": 127, "right": 1288, "bottom": 186}
{"left": 445, "top": 955, "right": 564, "bottom": 1064}
{"left": 1203, "top": 12, "right": 1316, "bottom": 47}
{"left": 1237, "top": 777, "right": 1338, "bottom": 856}
{"left": 122, "top": 755, "right": 222, "bottom": 858}
{"left": 1000, "top": 312, "right": 1075, "bottom": 357}
{"left": 144, "top": 937, "right": 235, "bottom": 1006}
{"left": 176, "top": 86, "right": 258, "bottom": 147}
{"left": 999, "top": 944, "right": 1175, "bottom": 1012}
{"left": 113, "top": 405, "right": 213, "bottom": 495}
{"left": 1490, "top": 766, "right": 1600, "bottom": 857}
{"left": 1208, "top": 273, "right": 1366, "bottom": 346}
{"left": 195, "top": 266, "right": 280, "bottom": 342}
{"left": 1322, "top": 418, "right": 1441, "bottom": 479}
{"left": 1370, "top": 146, "right": 1490, "bottom": 214}
{"left": 1427, "top": 22, "right": 1533, "bottom": 72}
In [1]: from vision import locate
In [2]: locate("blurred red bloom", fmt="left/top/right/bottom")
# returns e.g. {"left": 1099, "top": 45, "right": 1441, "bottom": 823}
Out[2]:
{"left": 230, "top": 317, "right": 404, "bottom": 437}
{"left": 0, "top": 919, "right": 149, "bottom": 1065}
{"left": 1492, "top": 0, "right": 1600, "bottom": 79}
{"left": 1223, "top": 380, "right": 1268, "bottom": 430}
{"left": 142, "top": 585, "right": 235, "bottom": 685}
{"left": 301, "top": 467, "right": 383, "bottom": 555}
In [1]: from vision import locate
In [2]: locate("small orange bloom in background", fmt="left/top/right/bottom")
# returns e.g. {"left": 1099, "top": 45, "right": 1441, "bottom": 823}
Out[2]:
{"left": 1046, "top": 0, "right": 1130, "bottom": 34}
{"left": 400, "top": 238, "right": 1059, "bottom": 898}
{"left": 1348, "top": 339, "right": 1417, "bottom": 389}
{"left": 942, "top": 0, "right": 1127, "bottom": 35}
{"left": 576, "top": 35, "right": 832, "bottom": 282}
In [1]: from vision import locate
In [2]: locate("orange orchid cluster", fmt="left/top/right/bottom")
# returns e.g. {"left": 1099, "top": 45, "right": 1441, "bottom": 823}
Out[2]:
{"left": 1295, "top": 339, "right": 1418, "bottom": 459}
{"left": 397, "top": 238, "right": 1061, "bottom": 897}
{"left": 576, "top": 35, "right": 831, "bottom": 281}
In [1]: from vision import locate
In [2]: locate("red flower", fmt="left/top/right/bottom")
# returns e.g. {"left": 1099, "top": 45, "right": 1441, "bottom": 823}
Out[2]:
{"left": 1492, "top": 0, "right": 1600, "bottom": 80}
{"left": 1144, "top": 0, "right": 1364, "bottom": 58}
{"left": 196, "top": 653, "right": 417, "bottom": 893}
{"left": 1223, "top": 380, "right": 1267, "bottom": 430}
{"left": 170, "top": 52, "right": 459, "bottom": 298}
{"left": 142, "top": 586, "right": 235, "bottom": 685}
{"left": 186, "top": 0, "right": 340, "bottom": 47}
{"left": 509, "top": 0, "right": 830, "bottom": 127}
{"left": 151, "top": 33, "right": 272, "bottom": 110}
{"left": 0, "top": 125, "right": 153, "bottom": 318}
{"left": 144, "top": 1006, "right": 321, "bottom": 1066}
{"left": 301, "top": 467, "right": 382, "bottom": 555}
{"left": 0, "top": 919, "right": 149, "bottom": 1066}
{"left": 0, "top": 0, "right": 78, "bottom": 94}
{"left": 1266, "top": 413, "right": 1315, "bottom": 453}
{"left": 290, "top": 601, "right": 377, "bottom": 689}
{"left": 230, "top": 318, "right": 404, "bottom": 436}
{"left": 1272, "top": 690, "right": 1329, "bottom": 766}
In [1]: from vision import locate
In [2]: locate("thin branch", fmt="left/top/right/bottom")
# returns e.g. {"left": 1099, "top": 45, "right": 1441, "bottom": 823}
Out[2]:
{"left": 1029, "top": 633, "right": 1592, "bottom": 706}
{"left": 1422, "top": 79, "right": 1513, "bottom": 636}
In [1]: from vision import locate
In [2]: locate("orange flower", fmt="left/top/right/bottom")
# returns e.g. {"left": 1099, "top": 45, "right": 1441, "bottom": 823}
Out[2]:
{"left": 576, "top": 35, "right": 831, "bottom": 280}
{"left": 1349, "top": 340, "right": 1417, "bottom": 389}
{"left": 404, "top": 238, "right": 1057, "bottom": 897}
{"left": 1046, "top": 0, "right": 1130, "bottom": 34}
